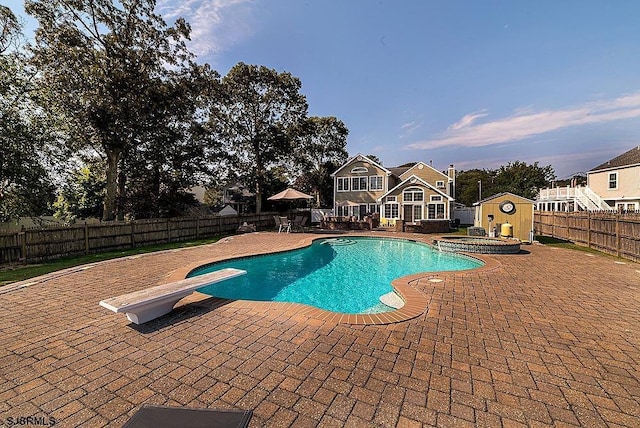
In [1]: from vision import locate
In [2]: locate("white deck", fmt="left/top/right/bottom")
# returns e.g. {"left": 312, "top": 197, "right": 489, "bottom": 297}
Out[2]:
{"left": 99, "top": 268, "right": 246, "bottom": 324}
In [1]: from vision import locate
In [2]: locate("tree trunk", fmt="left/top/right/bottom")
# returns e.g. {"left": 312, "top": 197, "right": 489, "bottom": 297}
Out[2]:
{"left": 102, "top": 149, "right": 121, "bottom": 221}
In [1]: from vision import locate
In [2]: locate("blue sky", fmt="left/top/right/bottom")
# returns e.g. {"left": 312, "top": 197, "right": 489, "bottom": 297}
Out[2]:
{"left": 8, "top": 0, "right": 640, "bottom": 178}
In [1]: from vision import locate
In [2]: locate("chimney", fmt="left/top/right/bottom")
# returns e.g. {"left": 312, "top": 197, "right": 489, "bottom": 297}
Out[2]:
{"left": 448, "top": 164, "right": 455, "bottom": 199}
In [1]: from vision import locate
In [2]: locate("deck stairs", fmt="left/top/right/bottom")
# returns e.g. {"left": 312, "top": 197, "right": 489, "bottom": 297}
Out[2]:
{"left": 574, "top": 187, "right": 611, "bottom": 211}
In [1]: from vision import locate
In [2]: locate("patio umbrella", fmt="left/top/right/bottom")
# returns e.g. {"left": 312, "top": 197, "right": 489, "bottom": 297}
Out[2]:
{"left": 267, "top": 188, "right": 313, "bottom": 201}
{"left": 267, "top": 188, "right": 314, "bottom": 220}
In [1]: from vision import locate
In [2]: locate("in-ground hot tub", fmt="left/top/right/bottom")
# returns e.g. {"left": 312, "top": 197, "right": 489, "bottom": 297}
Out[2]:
{"left": 433, "top": 236, "right": 521, "bottom": 254}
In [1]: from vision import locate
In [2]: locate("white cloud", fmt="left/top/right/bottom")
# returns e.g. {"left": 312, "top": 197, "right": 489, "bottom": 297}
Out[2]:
{"left": 156, "top": 0, "right": 255, "bottom": 59}
{"left": 408, "top": 92, "right": 640, "bottom": 150}
{"left": 447, "top": 110, "right": 487, "bottom": 131}
{"left": 399, "top": 120, "right": 422, "bottom": 138}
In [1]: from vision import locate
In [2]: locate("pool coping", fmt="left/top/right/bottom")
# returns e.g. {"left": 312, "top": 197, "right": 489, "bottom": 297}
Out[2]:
{"left": 166, "top": 233, "right": 502, "bottom": 325}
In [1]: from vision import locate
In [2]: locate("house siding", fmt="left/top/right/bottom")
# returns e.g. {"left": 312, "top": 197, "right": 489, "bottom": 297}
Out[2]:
{"left": 334, "top": 159, "right": 388, "bottom": 215}
{"left": 588, "top": 165, "right": 640, "bottom": 206}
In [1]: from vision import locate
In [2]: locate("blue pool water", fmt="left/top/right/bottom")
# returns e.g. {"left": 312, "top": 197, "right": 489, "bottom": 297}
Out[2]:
{"left": 192, "top": 237, "right": 482, "bottom": 314}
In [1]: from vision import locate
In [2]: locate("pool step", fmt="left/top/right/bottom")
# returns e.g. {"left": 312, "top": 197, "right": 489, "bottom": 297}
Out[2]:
{"left": 379, "top": 291, "right": 405, "bottom": 309}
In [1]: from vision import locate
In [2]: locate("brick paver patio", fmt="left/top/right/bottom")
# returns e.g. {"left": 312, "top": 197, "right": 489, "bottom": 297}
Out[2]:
{"left": 1, "top": 232, "right": 639, "bottom": 427}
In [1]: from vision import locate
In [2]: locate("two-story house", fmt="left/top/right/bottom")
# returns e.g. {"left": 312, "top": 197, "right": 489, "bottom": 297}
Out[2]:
{"left": 330, "top": 154, "right": 455, "bottom": 225}
{"left": 537, "top": 145, "right": 640, "bottom": 212}
{"left": 587, "top": 145, "right": 640, "bottom": 211}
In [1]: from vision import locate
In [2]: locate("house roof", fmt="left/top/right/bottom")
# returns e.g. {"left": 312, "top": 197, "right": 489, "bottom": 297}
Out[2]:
{"left": 377, "top": 174, "right": 454, "bottom": 202}
{"left": 330, "top": 153, "right": 391, "bottom": 177}
{"left": 590, "top": 145, "right": 640, "bottom": 172}
{"left": 388, "top": 166, "right": 412, "bottom": 177}
{"left": 473, "top": 192, "right": 535, "bottom": 206}
{"left": 399, "top": 161, "right": 451, "bottom": 181}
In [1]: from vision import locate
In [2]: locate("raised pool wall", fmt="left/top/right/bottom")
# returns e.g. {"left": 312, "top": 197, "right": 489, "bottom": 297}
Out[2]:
{"left": 433, "top": 237, "right": 521, "bottom": 254}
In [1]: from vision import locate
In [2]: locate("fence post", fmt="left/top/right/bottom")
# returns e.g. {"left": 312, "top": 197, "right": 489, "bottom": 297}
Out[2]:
{"left": 196, "top": 217, "right": 200, "bottom": 239}
{"left": 616, "top": 212, "right": 621, "bottom": 258}
{"left": 587, "top": 211, "right": 591, "bottom": 249}
{"left": 131, "top": 221, "right": 136, "bottom": 249}
{"left": 84, "top": 222, "right": 90, "bottom": 254}
{"left": 19, "top": 226, "right": 27, "bottom": 264}
{"left": 551, "top": 211, "right": 555, "bottom": 238}
{"left": 166, "top": 218, "right": 171, "bottom": 243}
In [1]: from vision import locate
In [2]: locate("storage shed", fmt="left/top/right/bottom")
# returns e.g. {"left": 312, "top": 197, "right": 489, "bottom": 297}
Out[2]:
{"left": 473, "top": 192, "right": 535, "bottom": 242}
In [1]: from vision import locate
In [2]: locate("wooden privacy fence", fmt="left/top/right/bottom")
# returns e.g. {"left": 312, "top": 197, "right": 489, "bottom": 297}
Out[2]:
{"left": 534, "top": 211, "right": 640, "bottom": 262}
{"left": 0, "top": 213, "right": 277, "bottom": 265}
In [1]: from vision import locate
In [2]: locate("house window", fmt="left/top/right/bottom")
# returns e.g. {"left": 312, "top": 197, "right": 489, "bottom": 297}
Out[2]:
{"left": 608, "top": 172, "right": 618, "bottom": 189}
{"left": 351, "top": 177, "right": 368, "bottom": 191}
{"left": 403, "top": 187, "right": 424, "bottom": 202}
{"left": 413, "top": 205, "right": 423, "bottom": 221}
{"left": 368, "top": 203, "right": 379, "bottom": 214}
{"left": 369, "top": 176, "right": 383, "bottom": 191}
{"left": 430, "top": 195, "right": 443, "bottom": 202}
{"left": 386, "top": 196, "right": 397, "bottom": 203}
{"left": 436, "top": 180, "right": 445, "bottom": 188}
{"left": 337, "top": 177, "right": 349, "bottom": 192}
{"left": 351, "top": 167, "right": 369, "bottom": 174}
{"left": 427, "top": 203, "right": 445, "bottom": 219}
{"left": 384, "top": 203, "right": 399, "bottom": 219}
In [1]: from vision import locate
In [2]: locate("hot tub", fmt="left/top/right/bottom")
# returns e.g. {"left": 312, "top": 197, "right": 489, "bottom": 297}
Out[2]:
{"left": 433, "top": 236, "right": 521, "bottom": 254}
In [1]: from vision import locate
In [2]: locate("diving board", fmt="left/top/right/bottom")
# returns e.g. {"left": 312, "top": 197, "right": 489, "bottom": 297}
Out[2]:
{"left": 99, "top": 268, "right": 246, "bottom": 324}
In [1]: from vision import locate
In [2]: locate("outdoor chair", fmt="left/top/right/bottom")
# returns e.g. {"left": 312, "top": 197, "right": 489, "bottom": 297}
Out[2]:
{"left": 291, "top": 215, "right": 308, "bottom": 232}
{"left": 276, "top": 216, "right": 291, "bottom": 233}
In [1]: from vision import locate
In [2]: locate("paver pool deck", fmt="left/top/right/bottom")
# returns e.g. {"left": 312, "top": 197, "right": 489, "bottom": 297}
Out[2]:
{"left": 1, "top": 231, "right": 639, "bottom": 427}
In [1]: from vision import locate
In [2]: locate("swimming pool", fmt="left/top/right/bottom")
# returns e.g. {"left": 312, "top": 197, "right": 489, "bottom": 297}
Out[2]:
{"left": 192, "top": 237, "right": 482, "bottom": 314}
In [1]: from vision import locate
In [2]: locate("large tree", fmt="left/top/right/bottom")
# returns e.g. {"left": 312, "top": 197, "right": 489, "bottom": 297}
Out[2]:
{"left": 210, "top": 62, "right": 308, "bottom": 213}
{"left": 121, "top": 63, "right": 221, "bottom": 218}
{"left": 493, "top": 161, "right": 555, "bottom": 200}
{"left": 455, "top": 161, "right": 555, "bottom": 206}
{"left": 292, "top": 116, "right": 348, "bottom": 207}
{"left": 0, "top": 6, "right": 56, "bottom": 222}
{"left": 26, "top": 0, "right": 195, "bottom": 220}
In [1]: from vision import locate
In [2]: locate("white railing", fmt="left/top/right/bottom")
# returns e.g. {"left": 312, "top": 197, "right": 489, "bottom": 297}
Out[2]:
{"left": 579, "top": 186, "right": 612, "bottom": 211}
{"left": 538, "top": 185, "right": 613, "bottom": 212}
{"left": 538, "top": 186, "right": 576, "bottom": 201}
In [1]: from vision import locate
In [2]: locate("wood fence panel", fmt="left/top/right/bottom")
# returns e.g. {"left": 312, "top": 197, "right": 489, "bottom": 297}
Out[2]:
{"left": 0, "top": 233, "right": 21, "bottom": 264}
{"left": 0, "top": 213, "right": 279, "bottom": 265}
{"left": 535, "top": 211, "right": 640, "bottom": 263}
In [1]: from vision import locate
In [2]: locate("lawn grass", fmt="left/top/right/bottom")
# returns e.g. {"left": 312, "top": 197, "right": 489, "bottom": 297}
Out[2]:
{"left": 534, "top": 235, "right": 615, "bottom": 257}
{"left": 0, "top": 236, "right": 225, "bottom": 286}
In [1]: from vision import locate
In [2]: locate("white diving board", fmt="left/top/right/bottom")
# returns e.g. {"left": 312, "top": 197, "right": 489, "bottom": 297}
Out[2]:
{"left": 99, "top": 268, "right": 246, "bottom": 324}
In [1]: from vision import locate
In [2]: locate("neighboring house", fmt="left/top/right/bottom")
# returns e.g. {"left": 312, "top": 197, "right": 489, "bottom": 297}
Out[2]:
{"left": 330, "top": 154, "right": 455, "bottom": 226}
{"left": 587, "top": 145, "right": 640, "bottom": 211}
{"left": 537, "top": 145, "right": 640, "bottom": 212}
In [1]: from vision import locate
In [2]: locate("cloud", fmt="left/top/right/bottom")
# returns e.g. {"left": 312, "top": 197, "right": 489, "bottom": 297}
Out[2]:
{"left": 407, "top": 92, "right": 640, "bottom": 150}
{"left": 447, "top": 110, "right": 487, "bottom": 131}
{"left": 399, "top": 120, "right": 422, "bottom": 138}
{"left": 156, "top": 0, "right": 255, "bottom": 58}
